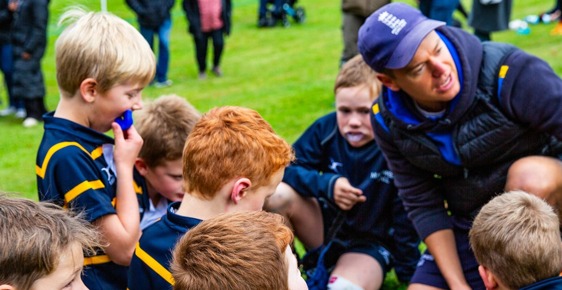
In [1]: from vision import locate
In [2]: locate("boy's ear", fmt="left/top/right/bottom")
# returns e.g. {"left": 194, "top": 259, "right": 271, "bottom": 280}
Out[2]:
{"left": 478, "top": 265, "right": 499, "bottom": 290}
{"left": 230, "top": 178, "right": 252, "bottom": 204}
{"left": 377, "top": 73, "right": 400, "bottom": 92}
{"left": 0, "top": 285, "right": 16, "bottom": 290}
{"left": 134, "top": 158, "right": 149, "bottom": 176}
{"left": 79, "top": 78, "right": 98, "bottom": 103}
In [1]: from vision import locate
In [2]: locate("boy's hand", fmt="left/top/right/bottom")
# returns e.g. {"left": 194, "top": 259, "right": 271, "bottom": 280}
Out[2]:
{"left": 333, "top": 177, "right": 366, "bottom": 210}
{"left": 112, "top": 122, "right": 143, "bottom": 168}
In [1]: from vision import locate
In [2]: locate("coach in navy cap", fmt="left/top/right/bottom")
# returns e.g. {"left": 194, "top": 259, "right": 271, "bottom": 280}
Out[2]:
{"left": 358, "top": 2, "right": 444, "bottom": 73}
{"left": 358, "top": 3, "right": 562, "bottom": 290}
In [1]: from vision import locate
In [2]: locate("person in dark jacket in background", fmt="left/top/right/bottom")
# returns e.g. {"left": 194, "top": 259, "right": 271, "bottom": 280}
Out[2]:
{"left": 126, "top": 0, "right": 175, "bottom": 88}
{"left": 265, "top": 55, "right": 420, "bottom": 290}
{"left": 182, "top": 0, "right": 231, "bottom": 80}
{"left": 468, "top": 0, "right": 512, "bottom": 41}
{"left": 418, "top": 0, "right": 460, "bottom": 26}
{"left": 340, "top": 0, "right": 389, "bottom": 66}
{"left": 0, "top": 0, "right": 23, "bottom": 118}
{"left": 10, "top": 0, "right": 48, "bottom": 127}
{"left": 358, "top": 3, "right": 562, "bottom": 290}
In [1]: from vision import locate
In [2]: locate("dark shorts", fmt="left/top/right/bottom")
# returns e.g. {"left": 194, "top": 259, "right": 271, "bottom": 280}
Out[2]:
{"left": 317, "top": 198, "right": 393, "bottom": 278}
{"left": 410, "top": 218, "right": 485, "bottom": 290}
{"left": 342, "top": 239, "right": 393, "bottom": 277}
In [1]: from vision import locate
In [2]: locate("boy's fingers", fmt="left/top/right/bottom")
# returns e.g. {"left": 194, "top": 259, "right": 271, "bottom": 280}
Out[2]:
{"left": 352, "top": 188, "right": 363, "bottom": 196}
{"left": 112, "top": 122, "right": 123, "bottom": 139}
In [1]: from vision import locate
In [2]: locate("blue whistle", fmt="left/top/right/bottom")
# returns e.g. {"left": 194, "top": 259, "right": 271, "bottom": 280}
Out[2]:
{"left": 115, "top": 109, "right": 133, "bottom": 130}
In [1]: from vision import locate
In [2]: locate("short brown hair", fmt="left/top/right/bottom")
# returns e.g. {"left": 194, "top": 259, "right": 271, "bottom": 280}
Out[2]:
{"left": 470, "top": 190, "right": 562, "bottom": 289}
{"left": 136, "top": 95, "right": 201, "bottom": 167}
{"left": 334, "top": 54, "right": 381, "bottom": 101}
{"left": 55, "top": 8, "right": 155, "bottom": 98}
{"left": 171, "top": 211, "right": 293, "bottom": 290}
{"left": 182, "top": 106, "right": 294, "bottom": 199}
{"left": 0, "top": 194, "right": 99, "bottom": 289}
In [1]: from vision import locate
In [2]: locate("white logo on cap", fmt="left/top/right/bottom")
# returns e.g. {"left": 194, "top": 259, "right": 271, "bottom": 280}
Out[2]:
{"left": 378, "top": 11, "right": 407, "bottom": 35}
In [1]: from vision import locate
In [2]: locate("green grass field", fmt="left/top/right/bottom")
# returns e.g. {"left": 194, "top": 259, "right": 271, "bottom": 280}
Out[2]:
{"left": 0, "top": 0, "right": 560, "bottom": 287}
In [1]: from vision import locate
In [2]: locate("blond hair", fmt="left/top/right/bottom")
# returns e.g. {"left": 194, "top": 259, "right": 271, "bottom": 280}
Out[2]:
{"left": 470, "top": 190, "right": 562, "bottom": 289}
{"left": 55, "top": 7, "right": 155, "bottom": 98}
{"left": 0, "top": 194, "right": 100, "bottom": 289}
{"left": 334, "top": 54, "right": 381, "bottom": 101}
{"left": 182, "top": 106, "right": 294, "bottom": 199}
{"left": 136, "top": 95, "right": 201, "bottom": 167}
{"left": 171, "top": 211, "right": 293, "bottom": 290}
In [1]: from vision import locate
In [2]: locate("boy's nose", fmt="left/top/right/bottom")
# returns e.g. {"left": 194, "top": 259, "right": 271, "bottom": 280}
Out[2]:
{"left": 349, "top": 114, "right": 362, "bottom": 126}
{"left": 132, "top": 100, "right": 143, "bottom": 111}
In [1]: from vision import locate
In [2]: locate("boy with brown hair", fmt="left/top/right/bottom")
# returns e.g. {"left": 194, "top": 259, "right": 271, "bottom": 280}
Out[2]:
{"left": 0, "top": 194, "right": 99, "bottom": 290}
{"left": 35, "top": 7, "right": 155, "bottom": 290}
{"left": 171, "top": 211, "right": 308, "bottom": 290}
{"left": 469, "top": 190, "right": 562, "bottom": 290}
{"left": 133, "top": 95, "right": 201, "bottom": 230}
{"left": 127, "top": 106, "right": 294, "bottom": 290}
{"left": 265, "top": 54, "right": 420, "bottom": 290}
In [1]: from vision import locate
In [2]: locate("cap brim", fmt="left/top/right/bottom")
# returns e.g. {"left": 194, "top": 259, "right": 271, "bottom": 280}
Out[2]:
{"left": 386, "top": 19, "right": 445, "bottom": 70}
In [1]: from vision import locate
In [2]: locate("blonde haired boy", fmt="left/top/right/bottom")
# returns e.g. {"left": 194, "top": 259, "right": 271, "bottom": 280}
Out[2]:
{"left": 127, "top": 106, "right": 294, "bottom": 290}
{"left": 265, "top": 54, "right": 420, "bottom": 290}
{"left": 0, "top": 194, "right": 99, "bottom": 290}
{"left": 133, "top": 95, "right": 201, "bottom": 230}
{"left": 171, "top": 210, "right": 307, "bottom": 290}
{"left": 469, "top": 190, "right": 562, "bottom": 290}
{"left": 36, "top": 8, "right": 155, "bottom": 290}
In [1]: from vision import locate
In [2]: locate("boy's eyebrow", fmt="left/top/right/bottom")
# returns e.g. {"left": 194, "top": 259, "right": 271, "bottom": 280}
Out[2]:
{"left": 62, "top": 267, "right": 82, "bottom": 286}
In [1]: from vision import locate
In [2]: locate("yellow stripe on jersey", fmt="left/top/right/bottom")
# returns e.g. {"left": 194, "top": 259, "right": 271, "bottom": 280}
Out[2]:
{"left": 91, "top": 146, "right": 104, "bottom": 160}
{"left": 134, "top": 243, "right": 175, "bottom": 285}
{"left": 499, "top": 65, "right": 509, "bottom": 78}
{"left": 64, "top": 180, "right": 105, "bottom": 206}
{"left": 133, "top": 180, "right": 143, "bottom": 195}
{"left": 36, "top": 142, "right": 95, "bottom": 178}
{"left": 84, "top": 255, "right": 111, "bottom": 266}
{"left": 372, "top": 103, "right": 380, "bottom": 115}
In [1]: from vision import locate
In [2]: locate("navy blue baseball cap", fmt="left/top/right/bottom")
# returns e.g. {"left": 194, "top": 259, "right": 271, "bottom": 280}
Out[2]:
{"left": 358, "top": 3, "right": 445, "bottom": 72}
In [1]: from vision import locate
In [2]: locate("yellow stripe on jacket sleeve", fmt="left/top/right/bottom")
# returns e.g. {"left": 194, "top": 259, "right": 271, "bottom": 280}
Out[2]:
{"left": 499, "top": 65, "right": 509, "bottom": 78}
{"left": 36, "top": 142, "right": 93, "bottom": 178}
{"left": 134, "top": 243, "right": 175, "bottom": 285}
{"left": 64, "top": 180, "right": 105, "bottom": 205}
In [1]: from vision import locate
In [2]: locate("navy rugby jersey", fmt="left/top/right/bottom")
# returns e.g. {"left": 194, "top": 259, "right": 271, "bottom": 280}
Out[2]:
{"left": 133, "top": 168, "right": 167, "bottom": 230}
{"left": 128, "top": 202, "right": 202, "bottom": 290}
{"left": 521, "top": 276, "right": 562, "bottom": 290}
{"left": 283, "top": 112, "right": 420, "bottom": 281}
{"left": 36, "top": 112, "right": 128, "bottom": 289}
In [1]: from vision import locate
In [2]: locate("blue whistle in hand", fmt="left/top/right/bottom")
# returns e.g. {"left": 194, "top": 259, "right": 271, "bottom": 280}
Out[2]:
{"left": 115, "top": 109, "right": 133, "bottom": 130}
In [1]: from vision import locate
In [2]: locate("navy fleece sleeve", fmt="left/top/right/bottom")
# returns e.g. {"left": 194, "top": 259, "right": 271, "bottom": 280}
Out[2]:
{"left": 500, "top": 50, "right": 562, "bottom": 139}
{"left": 282, "top": 114, "right": 342, "bottom": 200}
